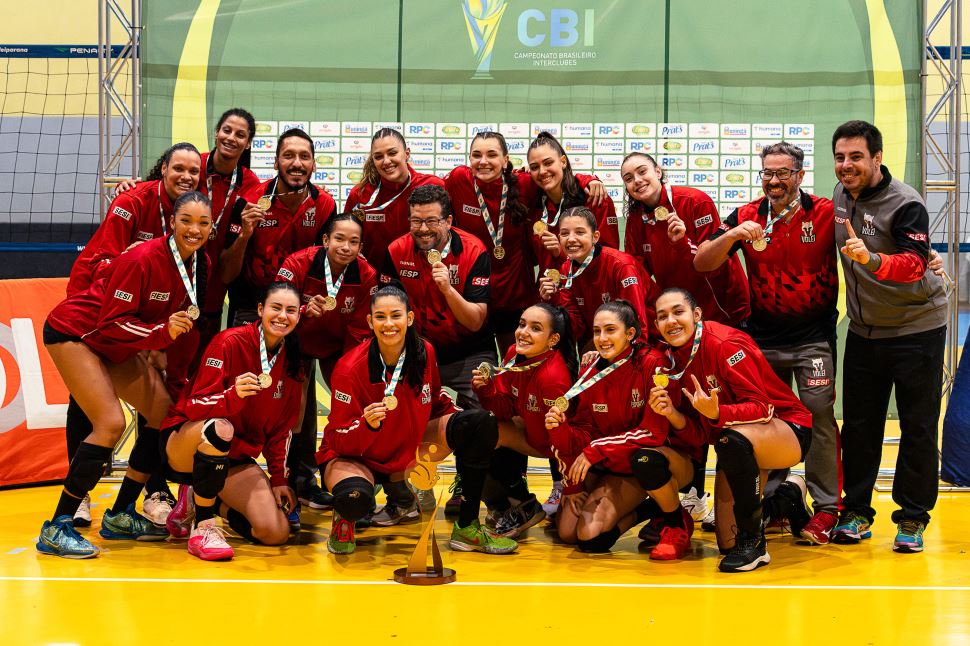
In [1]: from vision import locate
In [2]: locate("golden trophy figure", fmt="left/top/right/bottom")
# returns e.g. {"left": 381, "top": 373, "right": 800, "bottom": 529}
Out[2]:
{"left": 393, "top": 443, "right": 456, "bottom": 585}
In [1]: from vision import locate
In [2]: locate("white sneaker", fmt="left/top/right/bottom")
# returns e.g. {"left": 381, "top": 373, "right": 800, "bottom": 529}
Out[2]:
{"left": 700, "top": 507, "right": 716, "bottom": 532}
{"left": 542, "top": 481, "right": 564, "bottom": 516}
{"left": 187, "top": 520, "right": 234, "bottom": 561}
{"left": 73, "top": 494, "right": 92, "bottom": 528}
{"left": 680, "top": 487, "right": 710, "bottom": 522}
{"left": 142, "top": 491, "right": 175, "bottom": 528}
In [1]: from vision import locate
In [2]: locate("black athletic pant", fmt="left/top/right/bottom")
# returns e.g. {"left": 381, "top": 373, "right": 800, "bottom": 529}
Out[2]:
{"left": 287, "top": 360, "right": 320, "bottom": 496}
{"left": 841, "top": 326, "right": 944, "bottom": 525}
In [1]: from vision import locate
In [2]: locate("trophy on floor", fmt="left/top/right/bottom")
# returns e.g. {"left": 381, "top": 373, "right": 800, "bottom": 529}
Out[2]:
{"left": 393, "top": 443, "right": 456, "bottom": 585}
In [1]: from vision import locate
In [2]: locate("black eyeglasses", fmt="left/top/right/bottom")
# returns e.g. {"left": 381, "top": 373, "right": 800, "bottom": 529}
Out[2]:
{"left": 758, "top": 168, "right": 801, "bottom": 181}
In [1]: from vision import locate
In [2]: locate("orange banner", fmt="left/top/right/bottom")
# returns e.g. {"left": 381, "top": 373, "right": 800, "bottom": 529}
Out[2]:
{"left": 0, "top": 278, "right": 69, "bottom": 487}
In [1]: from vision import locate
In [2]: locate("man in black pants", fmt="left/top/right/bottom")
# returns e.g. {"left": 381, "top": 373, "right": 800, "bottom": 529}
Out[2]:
{"left": 830, "top": 120, "right": 947, "bottom": 553}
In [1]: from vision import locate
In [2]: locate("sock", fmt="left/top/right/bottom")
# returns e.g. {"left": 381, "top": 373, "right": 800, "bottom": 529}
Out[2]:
{"left": 53, "top": 490, "right": 83, "bottom": 520}
{"left": 111, "top": 476, "right": 144, "bottom": 513}
{"left": 663, "top": 508, "right": 686, "bottom": 529}
{"left": 226, "top": 508, "right": 256, "bottom": 542}
{"left": 457, "top": 465, "right": 488, "bottom": 528}
{"left": 634, "top": 498, "right": 663, "bottom": 524}
{"left": 53, "top": 442, "right": 112, "bottom": 518}
{"left": 195, "top": 502, "right": 217, "bottom": 525}
{"left": 144, "top": 470, "right": 173, "bottom": 499}
{"left": 691, "top": 446, "right": 709, "bottom": 497}
{"left": 506, "top": 477, "right": 530, "bottom": 504}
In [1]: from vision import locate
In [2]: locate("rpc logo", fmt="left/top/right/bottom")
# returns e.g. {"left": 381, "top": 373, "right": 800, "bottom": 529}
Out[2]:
{"left": 597, "top": 126, "right": 621, "bottom": 136}
{"left": 407, "top": 124, "right": 433, "bottom": 136}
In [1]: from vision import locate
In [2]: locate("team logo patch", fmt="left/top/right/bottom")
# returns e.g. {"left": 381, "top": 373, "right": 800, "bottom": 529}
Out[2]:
{"left": 511, "top": 386, "right": 519, "bottom": 397}
{"left": 421, "top": 384, "right": 432, "bottom": 404}
{"left": 807, "top": 378, "right": 831, "bottom": 387}
{"left": 113, "top": 289, "right": 133, "bottom": 302}
{"left": 450, "top": 265, "right": 460, "bottom": 285}
{"left": 706, "top": 375, "right": 719, "bottom": 390}
{"left": 273, "top": 380, "right": 284, "bottom": 399}
{"left": 631, "top": 389, "right": 644, "bottom": 408}
{"left": 727, "top": 349, "right": 745, "bottom": 366}
{"left": 694, "top": 214, "right": 713, "bottom": 228}
{"left": 801, "top": 221, "right": 816, "bottom": 243}
{"left": 621, "top": 276, "right": 638, "bottom": 288}
{"left": 135, "top": 231, "right": 154, "bottom": 241}
{"left": 258, "top": 219, "right": 279, "bottom": 228}
{"left": 526, "top": 394, "right": 539, "bottom": 412}
{"left": 861, "top": 213, "right": 876, "bottom": 236}
{"left": 601, "top": 292, "right": 611, "bottom": 304}
{"left": 302, "top": 207, "right": 316, "bottom": 227}
{"left": 400, "top": 269, "right": 419, "bottom": 279}
{"left": 149, "top": 291, "right": 170, "bottom": 301}
{"left": 229, "top": 223, "right": 242, "bottom": 234}
{"left": 607, "top": 216, "right": 618, "bottom": 225}
{"left": 642, "top": 243, "right": 652, "bottom": 252}
{"left": 463, "top": 205, "right": 481, "bottom": 216}
{"left": 906, "top": 232, "right": 928, "bottom": 242}
{"left": 834, "top": 216, "right": 847, "bottom": 225}
{"left": 341, "top": 296, "right": 355, "bottom": 313}
{"left": 205, "top": 358, "right": 223, "bottom": 369}
{"left": 366, "top": 213, "right": 385, "bottom": 222}
{"left": 592, "top": 403, "right": 609, "bottom": 412}
{"left": 811, "top": 357, "right": 826, "bottom": 377}
{"left": 471, "top": 276, "right": 489, "bottom": 286}
{"left": 277, "top": 268, "right": 294, "bottom": 280}
{"left": 542, "top": 398, "right": 556, "bottom": 407}
{"left": 576, "top": 297, "right": 585, "bottom": 306}
{"left": 334, "top": 390, "right": 352, "bottom": 404}
{"left": 112, "top": 206, "right": 133, "bottom": 221}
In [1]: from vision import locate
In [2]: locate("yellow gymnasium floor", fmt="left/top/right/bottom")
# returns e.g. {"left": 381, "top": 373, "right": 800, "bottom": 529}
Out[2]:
{"left": 1, "top": 471, "right": 968, "bottom": 645}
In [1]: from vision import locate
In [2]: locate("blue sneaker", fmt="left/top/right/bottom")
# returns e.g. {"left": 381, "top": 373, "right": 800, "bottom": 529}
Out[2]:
{"left": 893, "top": 520, "right": 925, "bottom": 553}
{"left": 36, "top": 515, "right": 100, "bottom": 559}
{"left": 100, "top": 503, "right": 169, "bottom": 541}
{"left": 287, "top": 502, "right": 301, "bottom": 533}
{"left": 831, "top": 511, "right": 872, "bottom": 544}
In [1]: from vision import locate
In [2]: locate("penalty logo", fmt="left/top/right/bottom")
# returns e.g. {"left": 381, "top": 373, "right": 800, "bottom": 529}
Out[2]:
{"left": 461, "top": 0, "right": 509, "bottom": 79}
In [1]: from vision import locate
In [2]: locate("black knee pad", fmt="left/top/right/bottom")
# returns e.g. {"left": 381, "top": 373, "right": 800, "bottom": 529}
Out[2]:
{"left": 332, "top": 477, "right": 375, "bottom": 522}
{"left": 630, "top": 449, "right": 672, "bottom": 491}
{"left": 128, "top": 427, "right": 161, "bottom": 474}
{"left": 576, "top": 525, "right": 621, "bottom": 553}
{"left": 192, "top": 451, "right": 229, "bottom": 499}
{"left": 201, "top": 419, "right": 232, "bottom": 453}
{"left": 445, "top": 409, "right": 498, "bottom": 470}
{"left": 64, "top": 442, "right": 113, "bottom": 497}
{"left": 714, "top": 429, "right": 756, "bottom": 475}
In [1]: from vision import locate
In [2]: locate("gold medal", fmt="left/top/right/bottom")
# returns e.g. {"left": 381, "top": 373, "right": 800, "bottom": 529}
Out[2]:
{"left": 752, "top": 238, "right": 768, "bottom": 252}
{"left": 493, "top": 245, "right": 505, "bottom": 260}
{"left": 554, "top": 396, "right": 569, "bottom": 412}
{"left": 186, "top": 304, "right": 200, "bottom": 320}
{"left": 477, "top": 362, "right": 492, "bottom": 379}
{"left": 654, "top": 206, "right": 670, "bottom": 221}
{"left": 544, "top": 269, "right": 561, "bottom": 284}
{"left": 258, "top": 373, "right": 272, "bottom": 389}
{"left": 256, "top": 196, "right": 272, "bottom": 211}
{"left": 323, "top": 295, "right": 337, "bottom": 311}
{"left": 427, "top": 249, "right": 442, "bottom": 265}
{"left": 383, "top": 395, "right": 398, "bottom": 410}
{"left": 653, "top": 373, "right": 670, "bottom": 388}
{"left": 533, "top": 220, "right": 548, "bottom": 235}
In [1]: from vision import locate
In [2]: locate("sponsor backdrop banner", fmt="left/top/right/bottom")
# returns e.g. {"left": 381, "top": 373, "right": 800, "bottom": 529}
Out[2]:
{"left": 0, "top": 279, "right": 69, "bottom": 487}
{"left": 143, "top": 0, "right": 921, "bottom": 213}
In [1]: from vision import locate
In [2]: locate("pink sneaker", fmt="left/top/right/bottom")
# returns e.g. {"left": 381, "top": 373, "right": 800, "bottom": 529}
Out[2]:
{"left": 187, "top": 520, "right": 234, "bottom": 561}
{"left": 166, "top": 483, "right": 195, "bottom": 539}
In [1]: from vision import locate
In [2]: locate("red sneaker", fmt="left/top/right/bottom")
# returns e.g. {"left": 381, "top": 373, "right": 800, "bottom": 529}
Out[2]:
{"left": 799, "top": 511, "right": 838, "bottom": 545}
{"left": 640, "top": 507, "right": 694, "bottom": 547}
{"left": 187, "top": 520, "right": 234, "bottom": 561}
{"left": 650, "top": 526, "right": 691, "bottom": 560}
{"left": 166, "top": 483, "right": 195, "bottom": 539}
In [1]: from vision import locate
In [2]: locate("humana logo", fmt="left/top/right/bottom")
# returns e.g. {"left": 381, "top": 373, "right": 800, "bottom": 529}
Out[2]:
{"left": 461, "top": 0, "right": 509, "bottom": 80}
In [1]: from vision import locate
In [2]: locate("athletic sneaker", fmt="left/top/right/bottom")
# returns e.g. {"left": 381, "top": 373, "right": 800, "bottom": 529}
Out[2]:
{"left": 542, "top": 481, "right": 564, "bottom": 516}
{"left": 100, "top": 503, "right": 169, "bottom": 541}
{"left": 327, "top": 512, "right": 356, "bottom": 555}
{"left": 831, "top": 511, "right": 872, "bottom": 544}
{"left": 444, "top": 475, "right": 462, "bottom": 516}
{"left": 142, "top": 491, "right": 175, "bottom": 528}
{"left": 639, "top": 506, "right": 693, "bottom": 548}
{"left": 410, "top": 484, "right": 437, "bottom": 513}
{"left": 448, "top": 519, "right": 517, "bottom": 554}
{"left": 36, "top": 515, "right": 100, "bottom": 559}
{"left": 484, "top": 507, "right": 504, "bottom": 530}
{"left": 650, "top": 526, "right": 691, "bottom": 560}
{"left": 493, "top": 494, "right": 547, "bottom": 538}
{"left": 718, "top": 532, "right": 770, "bottom": 572}
{"left": 800, "top": 511, "right": 838, "bottom": 545}
{"left": 893, "top": 520, "right": 926, "bottom": 553}
{"left": 287, "top": 502, "right": 301, "bottom": 533}
{"left": 370, "top": 501, "right": 421, "bottom": 527}
{"left": 166, "top": 483, "right": 195, "bottom": 539}
{"left": 73, "top": 494, "right": 92, "bottom": 528}
{"left": 773, "top": 474, "right": 811, "bottom": 536}
{"left": 298, "top": 483, "right": 334, "bottom": 510}
{"left": 187, "top": 519, "right": 234, "bottom": 561}
{"left": 700, "top": 507, "right": 716, "bottom": 532}
{"left": 680, "top": 487, "right": 711, "bottom": 522}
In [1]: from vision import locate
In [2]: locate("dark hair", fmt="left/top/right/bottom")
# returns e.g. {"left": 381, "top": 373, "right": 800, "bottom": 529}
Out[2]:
{"left": 620, "top": 152, "right": 664, "bottom": 218}
{"left": 407, "top": 183, "right": 452, "bottom": 218}
{"left": 470, "top": 131, "right": 528, "bottom": 226}
{"left": 214, "top": 108, "right": 256, "bottom": 169}
{"left": 595, "top": 299, "right": 642, "bottom": 346}
{"left": 357, "top": 128, "right": 409, "bottom": 191}
{"left": 760, "top": 141, "right": 804, "bottom": 168}
{"left": 146, "top": 142, "right": 202, "bottom": 182}
{"left": 656, "top": 286, "right": 699, "bottom": 311}
{"left": 261, "top": 281, "right": 304, "bottom": 381}
{"left": 831, "top": 120, "right": 883, "bottom": 155}
{"left": 275, "top": 128, "right": 314, "bottom": 159}
{"left": 528, "top": 302, "right": 579, "bottom": 379}
{"left": 172, "top": 190, "right": 211, "bottom": 213}
{"left": 171, "top": 190, "right": 211, "bottom": 308}
{"left": 527, "top": 131, "right": 585, "bottom": 209}
{"left": 324, "top": 211, "right": 364, "bottom": 237}
{"left": 559, "top": 206, "right": 598, "bottom": 231}
{"left": 369, "top": 285, "right": 427, "bottom": 391}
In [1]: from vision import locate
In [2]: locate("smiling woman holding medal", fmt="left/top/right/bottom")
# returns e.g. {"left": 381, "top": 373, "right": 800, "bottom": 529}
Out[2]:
{"left": 542, "top": 300, "right": 703, "bottom": 557}
{"left": 159, "top": 282, "right": 303, "bottom": 561}
{"left": 36, "top": 191, "right": 213, "bottom": 559}
{"left": 654, "top": 287, "right": 812, "bottom": 573}
{"left": 345, "top": 128, "right": 446, "bottom": 271}
{"left": 315, "top": 286, "right": 517, "bottom": 556}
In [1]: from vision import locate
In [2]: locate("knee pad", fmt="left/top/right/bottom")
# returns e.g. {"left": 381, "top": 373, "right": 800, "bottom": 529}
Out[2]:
{"left": 576, "top": 525, "right": 621, "bottom": 553}
{"left": 192, "top": 451, "right": 229, "bottom": 499}
{"left": 331, "top": 477, "right": 375, "bottom": 522}
{"left": 630, "top": 449, "right": 672, "bottom": 491}
{"left": 128, "top": 427, "right": 161, "bottom": 474}
{"left": 445, "top": 409, "right": 498, "bottom": 470}
{"left": 64, "top": 442, "right": 113, "bottom": 497}
{"left": 714, "top": 429, "right": 756, "bottom": 474}
{"left": 201, "top": 418, "right": 232, "bottom": 453}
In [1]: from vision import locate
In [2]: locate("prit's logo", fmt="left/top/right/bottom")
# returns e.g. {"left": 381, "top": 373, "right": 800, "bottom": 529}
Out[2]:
{"left": 461, "top": 0, "right": 509, "bottom": 80}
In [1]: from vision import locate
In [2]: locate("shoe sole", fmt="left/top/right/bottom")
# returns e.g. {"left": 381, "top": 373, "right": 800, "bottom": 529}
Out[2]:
{"left": 495, "top": 510, "right": 547, "bottom": 538}
{"left": 372, "top": 515, "right": 421, "bottom": 528}
{"left": 831, "top": 530, "right": 872, "bottom": 544}
{"left": 893, "top": 544, "right": 923, "bottom": 553}
{"left": 188, "top": 547, "right": 234, "bottom": 561}
{"left": 798, "top": 530, "right": 831, "bottom": 546}
{"left": 73, "top": 517, "right": 92, "bottom": 528}
{"left": 718, "top": 552, "right": 771, "bottom": 572}
{"left": 327, "top": 543, "right": 356, "bottom": 555}
{"left": 298, "top": 498, "right": 334, "bottom": 510}
{"left": 650, "top": 548, "right": 687, "bottom": 561}
{"left": 35, "top": 541, "right": 100, "bottom": 559}
{"left": 98, "top": 528, "right": 169, "bottom": 541}
{"left": 447, "top": 539, "right": 516, "bottom": 555}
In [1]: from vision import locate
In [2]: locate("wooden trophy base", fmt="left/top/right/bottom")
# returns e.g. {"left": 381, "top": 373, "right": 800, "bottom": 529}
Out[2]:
{"left": 393, "top": 567, "right": 457, "bottom": 585}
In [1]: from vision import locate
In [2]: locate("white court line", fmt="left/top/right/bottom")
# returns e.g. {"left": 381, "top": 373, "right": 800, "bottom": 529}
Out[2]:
{"left": 5, "top": 548, "right": 26, "bottom": 555}
{"left": 0, "top": 576, "right": 967, "bottom": 592}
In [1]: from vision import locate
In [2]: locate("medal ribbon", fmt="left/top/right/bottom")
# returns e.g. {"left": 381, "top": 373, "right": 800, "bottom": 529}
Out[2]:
{"left": 323, "top": 256, "right": 345, "bottom": 299}
{"left": 259, "top": 325, "right": 279, "bottom": 376}
{"left": 157, "top": 182, "right": 171, "bottom": 235}
{"left": 561, "top": 354, "right": 631, "bottom": 405}
{"left": 493, "top": 354, "right": 547, "bottom": 377}
{"left": 543, "top": 195, "right": 566, "bottom": 227}
{"left": 206, "top": 161, "right": 241, "bottom": 234}
{"left": 762, "top": 196, "right": 801, "bottom": 238}
{"left": 662, "top": 320, "right": 704, "bottom": 381}
{"left": 360, "top": 174, "right": 412, "bottom": 213}
{"left": 381, "top": 349, "right": 406, "bottom": 400}
{"left": 643, "top": 183, "right": 675, "bottom": 223}
{"left": 167, "top": 235, "right": 198, "bottom": 311}
{"left": 474, "top": 179, "right": 507, "bottom": 252}
{"left": 563, "top": 248, "right": 595, "bottom": 288}
{"left": 428, "top": 232, "right": 454, "bottom": 262}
